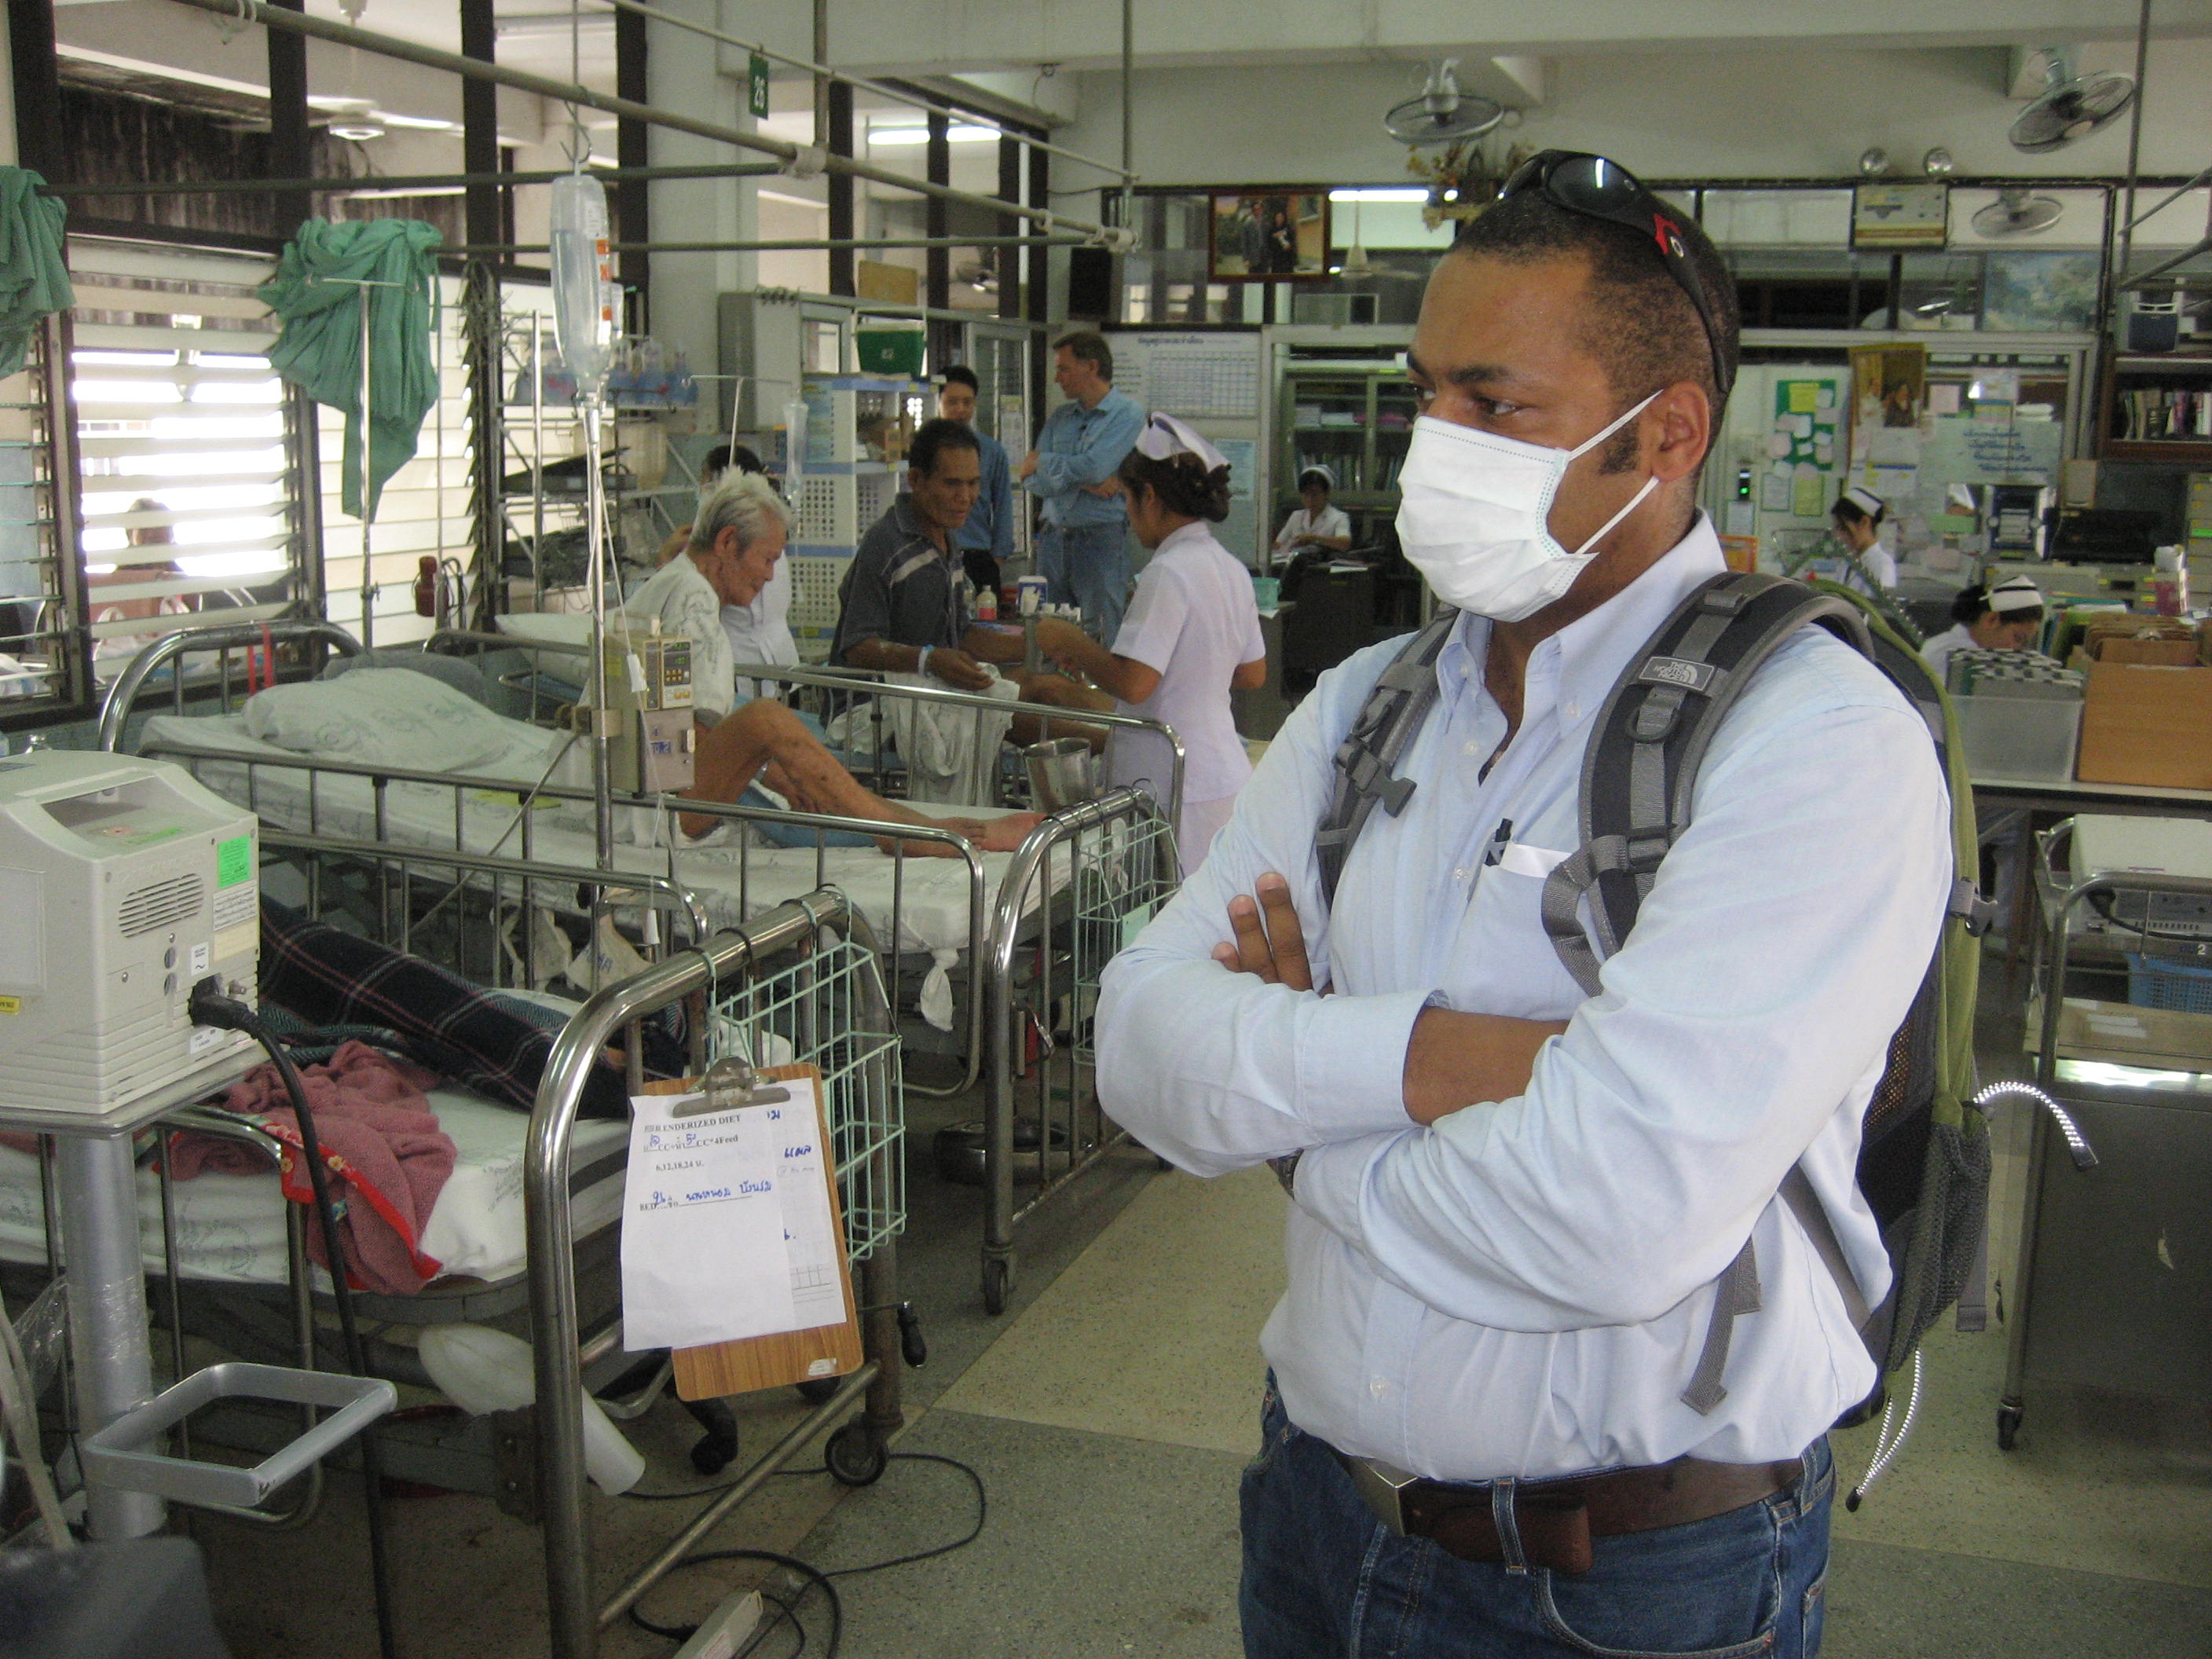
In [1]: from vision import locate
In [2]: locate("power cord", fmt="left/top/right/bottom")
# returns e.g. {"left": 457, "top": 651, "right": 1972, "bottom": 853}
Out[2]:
{"left": 189, "top": 980, "right": 401, "bottom": 1659}
{"left": 626, "top": 1452, "right": 987, "bottom": 1657}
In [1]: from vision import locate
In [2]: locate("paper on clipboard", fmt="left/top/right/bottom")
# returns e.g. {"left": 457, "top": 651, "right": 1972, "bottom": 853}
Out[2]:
{"left": 621, "top": 1090, "right": 797, "bottom": 1353}
{"left": 768, "top": 1077, "right": 847, "bottom": 1332}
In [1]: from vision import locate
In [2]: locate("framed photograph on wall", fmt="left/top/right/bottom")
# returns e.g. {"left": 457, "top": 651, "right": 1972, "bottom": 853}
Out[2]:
{"left": 1208, "top": 189, "right": 1332, "bottom": 281}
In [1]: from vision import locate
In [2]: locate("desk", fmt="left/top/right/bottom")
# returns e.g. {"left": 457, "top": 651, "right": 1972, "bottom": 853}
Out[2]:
{"left": 1973, "top": 775, "right": 2212, "bottom": 819}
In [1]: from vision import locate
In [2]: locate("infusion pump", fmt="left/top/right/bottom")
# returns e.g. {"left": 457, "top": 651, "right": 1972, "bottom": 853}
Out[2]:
{"left": 0, "top": 751, "right": 260, "bottom": 1117}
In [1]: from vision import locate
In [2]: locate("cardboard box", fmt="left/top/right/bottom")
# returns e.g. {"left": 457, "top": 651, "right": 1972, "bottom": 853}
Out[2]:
{"left": 2077, "top": 661, "right": 2212, "bottom": 788}
{"left": 2099, "top": 636, "right": 2201, "bottom": 667}
{"left": 2030, "top": 995, "right": 2212, "bottom": 1069}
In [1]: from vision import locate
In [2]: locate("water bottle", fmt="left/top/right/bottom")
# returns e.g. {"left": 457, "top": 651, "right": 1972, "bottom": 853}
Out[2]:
{"left": 418, "top": 1323, "right": 645, "bottom": 1494}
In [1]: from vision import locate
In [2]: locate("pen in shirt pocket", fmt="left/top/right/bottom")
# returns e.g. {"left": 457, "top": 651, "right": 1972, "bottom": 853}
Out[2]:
{"left": 1483, "top": 819, "right": 1514, "bottom": 867}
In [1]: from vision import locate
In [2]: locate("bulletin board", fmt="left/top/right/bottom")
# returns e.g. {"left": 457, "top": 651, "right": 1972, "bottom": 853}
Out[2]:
{"left": 1762, "top": 377, "right": 1845, "bottom": 519}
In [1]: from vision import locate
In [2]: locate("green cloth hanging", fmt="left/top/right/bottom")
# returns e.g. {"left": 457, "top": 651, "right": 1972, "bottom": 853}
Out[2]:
{"left": 0, "top": 168, "right": 73, "bottom": 380}
{"left": 260, "top": 218, "right": 442, "bottom": 522}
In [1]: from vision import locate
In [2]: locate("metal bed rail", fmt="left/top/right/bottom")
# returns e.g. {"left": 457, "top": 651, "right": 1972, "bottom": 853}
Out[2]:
{"left": 130, "top": 735, "right": 991, "bottom": 1095}
{"left": 979, "top": 786, "right": 1182, "bottom": 1313}
{"left": 93, "top": 617, "right": 363, "bottom": 752}
{"left": 731, "top": 658, "right": 1189, "bottom": 826}
{"left": 527, "top": 890, "right": 905, "bottom": 1659}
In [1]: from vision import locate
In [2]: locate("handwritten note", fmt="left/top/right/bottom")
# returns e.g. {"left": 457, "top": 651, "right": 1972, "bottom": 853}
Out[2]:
{"left": 768, "top": 1079, "right": 848, "bottom": 1333}
{"left": 621, "top": 1092, "right": 797, "bottom": 1353}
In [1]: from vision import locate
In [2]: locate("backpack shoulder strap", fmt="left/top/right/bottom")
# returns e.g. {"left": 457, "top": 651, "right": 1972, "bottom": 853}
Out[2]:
{"left": 1315, "top": 611, "right": 1459, "bottom": 908}
{"left": 1539, "top": 571, "right": 1871, "bottom": 998}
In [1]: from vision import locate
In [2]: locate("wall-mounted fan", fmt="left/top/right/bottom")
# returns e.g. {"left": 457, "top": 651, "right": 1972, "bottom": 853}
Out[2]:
{"left": 1384, "top": 60, "right": 1505, "bottom": 148}
{"left": 2009, "top": 47, "right": 2136, "bottom": 153}
{"left": 1972, "top": 188, "right": 2065, "bottom": 236}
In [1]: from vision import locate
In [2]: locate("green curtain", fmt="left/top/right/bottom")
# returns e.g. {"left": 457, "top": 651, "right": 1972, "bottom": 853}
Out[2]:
{"left": 0, "top": 169, "right": 72, "bottom": 380}
{"left": 260, "top": 218, "right": 442, "bottom": 522}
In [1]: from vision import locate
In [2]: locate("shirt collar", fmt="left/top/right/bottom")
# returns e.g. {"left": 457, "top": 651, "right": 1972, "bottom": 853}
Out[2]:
{"left": 1154, "top": 519, "right": 1213, "bottom": 557}
{"left": 1435, "top": 512, "right": 1730, "bottom": 723}
{"left": 892, "top": 496, "right": 954, "bottom": 558}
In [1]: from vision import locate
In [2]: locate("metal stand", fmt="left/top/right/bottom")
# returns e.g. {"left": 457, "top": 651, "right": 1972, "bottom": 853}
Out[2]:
{"left": 54, "top": 1133, "right": 164, "bottom": 1540}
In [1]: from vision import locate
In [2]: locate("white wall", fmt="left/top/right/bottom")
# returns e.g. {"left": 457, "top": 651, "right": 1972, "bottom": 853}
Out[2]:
{"left": 1057, "top": 41, "right": 2212, "bottom": 204}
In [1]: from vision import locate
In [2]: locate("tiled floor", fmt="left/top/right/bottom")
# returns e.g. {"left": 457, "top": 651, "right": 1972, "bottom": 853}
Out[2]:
{"left": 191, "top": 940, "right": 2212, "bottom": 1656}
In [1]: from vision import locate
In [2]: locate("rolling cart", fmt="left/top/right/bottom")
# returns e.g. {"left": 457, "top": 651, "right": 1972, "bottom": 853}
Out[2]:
{"left": 2002, "top": 819, "right": 2212, "bottom": 1448}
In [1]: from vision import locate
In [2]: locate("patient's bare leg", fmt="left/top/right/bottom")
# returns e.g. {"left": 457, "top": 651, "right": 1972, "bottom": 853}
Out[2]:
{"left": 683, "top": 699, "right": 1038, "bottom": 854}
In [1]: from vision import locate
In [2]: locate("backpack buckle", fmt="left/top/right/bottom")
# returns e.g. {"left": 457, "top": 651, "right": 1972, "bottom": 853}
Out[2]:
{"left": 1620, "top": 826, "right": 1672, "bottom": 873}
{"left": 1950, "top": 876, "right": 1998, "bottom": 937}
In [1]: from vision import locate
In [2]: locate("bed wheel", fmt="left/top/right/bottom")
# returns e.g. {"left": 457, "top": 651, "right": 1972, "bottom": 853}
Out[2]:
{"left": 982, "top": 1256, "right": 1011, "bottom": 1316}
{"left": 1997, "top": 1401, "right": 2023, "bottom": 1452}
{"left": 826, "top": 1422, "right": 888, "bottom": 1487}
{"left": 685, "top": 1397, "right": 740, "bottom": 1475}
{"left": 795, "top": 1377, "right": 841, "bottom": 1405}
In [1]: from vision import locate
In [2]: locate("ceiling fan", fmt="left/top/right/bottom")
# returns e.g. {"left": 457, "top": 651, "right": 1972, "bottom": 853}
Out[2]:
{"left": 1383, "top": 60, "right": 1505, "bottom": 148}
{"left": 1972, "top": 187, "right": 2066, "bottom": 236}
{"left": 2009, "top": 46, "right": 2136, "bottom": 153}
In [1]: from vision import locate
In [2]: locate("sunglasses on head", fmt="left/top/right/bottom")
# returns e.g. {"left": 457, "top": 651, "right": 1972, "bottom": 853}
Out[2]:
{"left": 1498, "top": 150, "right": 1732, "bottom": 399}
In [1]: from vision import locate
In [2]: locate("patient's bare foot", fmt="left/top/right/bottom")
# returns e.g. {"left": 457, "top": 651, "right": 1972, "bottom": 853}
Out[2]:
{"left": 965, "top": 811, "right": 1042, "bottom": 852}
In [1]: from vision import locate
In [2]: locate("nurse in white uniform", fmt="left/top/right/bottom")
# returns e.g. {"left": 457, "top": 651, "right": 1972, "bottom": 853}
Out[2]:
{"left": 1921, "top": 574, "right": 2045, "bottom": 683}
{"left": 1038, "top": 413, "right": 1266, "bottom": 873}
{"left": 1830, "top": 484, "right": 1897, "bottom": 593}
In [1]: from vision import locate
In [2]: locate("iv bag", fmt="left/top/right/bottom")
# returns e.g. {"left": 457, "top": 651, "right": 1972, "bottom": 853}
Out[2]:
{"left": 550, "top": 172, "right": 617, "bottom": 399}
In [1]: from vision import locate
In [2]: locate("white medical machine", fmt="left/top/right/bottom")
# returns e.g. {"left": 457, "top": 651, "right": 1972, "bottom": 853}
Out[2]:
{"left": 0, "top": 749, "right": 260, "bottom": 1118}
{"left": 2070, "top": 813, "right": 2212, "bottom": 941}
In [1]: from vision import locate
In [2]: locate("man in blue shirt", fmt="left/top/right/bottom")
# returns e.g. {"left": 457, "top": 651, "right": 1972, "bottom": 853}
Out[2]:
{"left": 1098, "top": 154, "right": 1950, "bottom": 1658}
{"left": 1016, "top": 328, "right": 1144, "bottom": 643}
{"left": 937, "top": 365, "right": 1013, "bottom": 603}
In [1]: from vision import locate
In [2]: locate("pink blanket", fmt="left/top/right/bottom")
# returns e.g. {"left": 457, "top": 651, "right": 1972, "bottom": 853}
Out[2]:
{"left": 171, "top": 1042, "right": 459, "bottom": 1296}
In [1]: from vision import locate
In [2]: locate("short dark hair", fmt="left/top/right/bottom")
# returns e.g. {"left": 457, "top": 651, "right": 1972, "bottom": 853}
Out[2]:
{"left": 909, "top": 416, "right": 981, "bottom": 477}
{"left": 939, "top": 364, "right": 979, "bottom": 394}
{"left": 1052, "top": 328, "right": 1113, "bottom": 383}
{"left": 1832, "top": 496, "right": 1882, "bottom": 529}
{"left": 1297, "top": 467, "right": 1333, "bottom": 493}
{"left": 1450, "top": 190, "right": 1738, "bottom": 469}
{"left": 1118, "top": 447, "right": 1232, "bottom": 523}
{"left": 699, "top": 442, "right": 764, "bottom": 486}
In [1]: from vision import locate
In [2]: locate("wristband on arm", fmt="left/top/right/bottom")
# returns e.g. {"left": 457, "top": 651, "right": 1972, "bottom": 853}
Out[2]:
{"left": 917, "top": 646, "right": 932, "bottom": 677}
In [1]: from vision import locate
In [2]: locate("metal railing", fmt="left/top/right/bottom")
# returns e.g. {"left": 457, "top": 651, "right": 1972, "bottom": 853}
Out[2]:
{"left": 980, "top": 787, "right": 1181, "bottom": 1313}
{"left": 527, "top": 891, "right": 903, "bottom": 1659}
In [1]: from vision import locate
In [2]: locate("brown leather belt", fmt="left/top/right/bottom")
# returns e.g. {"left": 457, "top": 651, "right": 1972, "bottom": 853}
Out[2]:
{"left": 1329, "top": 1446, "right": 1800, "bottom": 1577}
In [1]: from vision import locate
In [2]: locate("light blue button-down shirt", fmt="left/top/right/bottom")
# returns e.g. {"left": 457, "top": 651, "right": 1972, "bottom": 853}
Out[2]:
{"left": 1024, "top": 386, "right": 1144, "bottom": 529}
{"left": 1097, "top": 516, "right": 1951, "bottom": 1480}
{"left": 955, "top": 428, "right": 1015, "bottom": 566}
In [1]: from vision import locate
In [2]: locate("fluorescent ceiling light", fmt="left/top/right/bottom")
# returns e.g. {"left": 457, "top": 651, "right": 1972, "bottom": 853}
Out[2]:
{"left": 757, "top": 188, "right": 829, "bottom": 211}
{"left": 866, "top": 124, "right": 1000, "bottom": 146}
{"left": 1329, "top": 188, "right": 1430, "bottom": 203}
{"left": 340, "top": 185, "right": 467, "bottom": 199}
{"left": 496, "top": 12, "right": 616, "bottom": 37}
{"left": 377, "top": 112, "right": 459, "bottom": 131}
{"left": 57, "top": 43, "right": 268, "bottom": 102}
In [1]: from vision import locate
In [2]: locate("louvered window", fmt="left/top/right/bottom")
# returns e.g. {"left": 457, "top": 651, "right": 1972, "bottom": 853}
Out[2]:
{"left": 68, "top": 236, "right": 316, "bottom": 687}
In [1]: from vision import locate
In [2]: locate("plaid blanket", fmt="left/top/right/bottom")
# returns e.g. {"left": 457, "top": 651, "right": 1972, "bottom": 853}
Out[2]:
{"left": 259, "top": 899, "right": 642, "bottom": 1119}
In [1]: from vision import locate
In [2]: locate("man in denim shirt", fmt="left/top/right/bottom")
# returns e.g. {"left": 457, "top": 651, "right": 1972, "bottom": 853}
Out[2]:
{"left": 1017, "top": 328, "right": 1144, "bottom": 643}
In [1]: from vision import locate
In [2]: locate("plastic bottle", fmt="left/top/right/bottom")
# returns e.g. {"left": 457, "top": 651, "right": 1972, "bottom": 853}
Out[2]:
{"left": 549, "top": 171, "right": 617, "bottom": 401}
{"left": 417, "top": 1323, "right": 645, "bottom": 1494}
{"left": 667, "top": 350, "right": 698, "bottom": 408}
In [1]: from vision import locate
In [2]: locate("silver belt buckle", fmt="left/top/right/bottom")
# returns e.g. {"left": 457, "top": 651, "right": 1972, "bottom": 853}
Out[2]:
{"left": 1344, "top": 1456, "right": 1423, "bottom": 1536}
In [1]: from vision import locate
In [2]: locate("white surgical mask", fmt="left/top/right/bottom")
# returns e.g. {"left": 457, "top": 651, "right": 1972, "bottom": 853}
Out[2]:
{"left": 1393, "top": 394, "right": 1660, "bottom": 622}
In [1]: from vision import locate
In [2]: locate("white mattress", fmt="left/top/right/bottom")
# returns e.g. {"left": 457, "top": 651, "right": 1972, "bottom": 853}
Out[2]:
{"left": 0, "top": 1090, "right": 629, "bottom": 1289}
{"left": 141, "top": 710, "right": 1035, "bottom": 956}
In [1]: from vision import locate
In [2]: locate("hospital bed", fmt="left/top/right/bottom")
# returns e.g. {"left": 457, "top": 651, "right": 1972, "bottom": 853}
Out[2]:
{"left": 0, "top": 799, "right": 911, "bottom": 1655}
{"left": 99, "top": 621, "right": 1187, "bottom": 1307}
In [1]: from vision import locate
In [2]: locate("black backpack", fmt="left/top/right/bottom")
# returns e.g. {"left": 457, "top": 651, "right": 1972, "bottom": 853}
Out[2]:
{"left": 1314, "top": 571, "right": 1994, "bottom": 1419}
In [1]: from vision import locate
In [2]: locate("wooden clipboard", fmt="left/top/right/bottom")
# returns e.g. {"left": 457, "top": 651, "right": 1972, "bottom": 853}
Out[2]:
{"left": 637, "top": 1063, "right": 863, "bottom": 1401}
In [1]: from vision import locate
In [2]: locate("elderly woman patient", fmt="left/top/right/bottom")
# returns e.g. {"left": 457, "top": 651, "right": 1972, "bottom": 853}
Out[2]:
{"left": 621, "top": 471, "right": 1038, "bottom": 855}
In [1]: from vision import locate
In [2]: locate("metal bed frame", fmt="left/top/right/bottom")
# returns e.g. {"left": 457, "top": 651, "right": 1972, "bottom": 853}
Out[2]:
{"left": 101, "top": 624, "right": 1188, "bottom": 1292}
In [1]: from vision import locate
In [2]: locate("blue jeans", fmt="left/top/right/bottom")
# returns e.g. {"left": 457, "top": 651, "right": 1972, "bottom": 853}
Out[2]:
{"left": 1038, "top": 521, "right": 1132, "bottom": 645}
{"left": 1240, "top": 1382, "right": 1832, "bottom": 1658}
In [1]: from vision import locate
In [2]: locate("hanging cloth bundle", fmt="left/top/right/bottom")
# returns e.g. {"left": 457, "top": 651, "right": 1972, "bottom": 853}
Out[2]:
{"left": 0, "top": 168, "right": 72, "bottom": 379}
{"left": 259, "top": 218, "right": 442, "bottom": 522}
